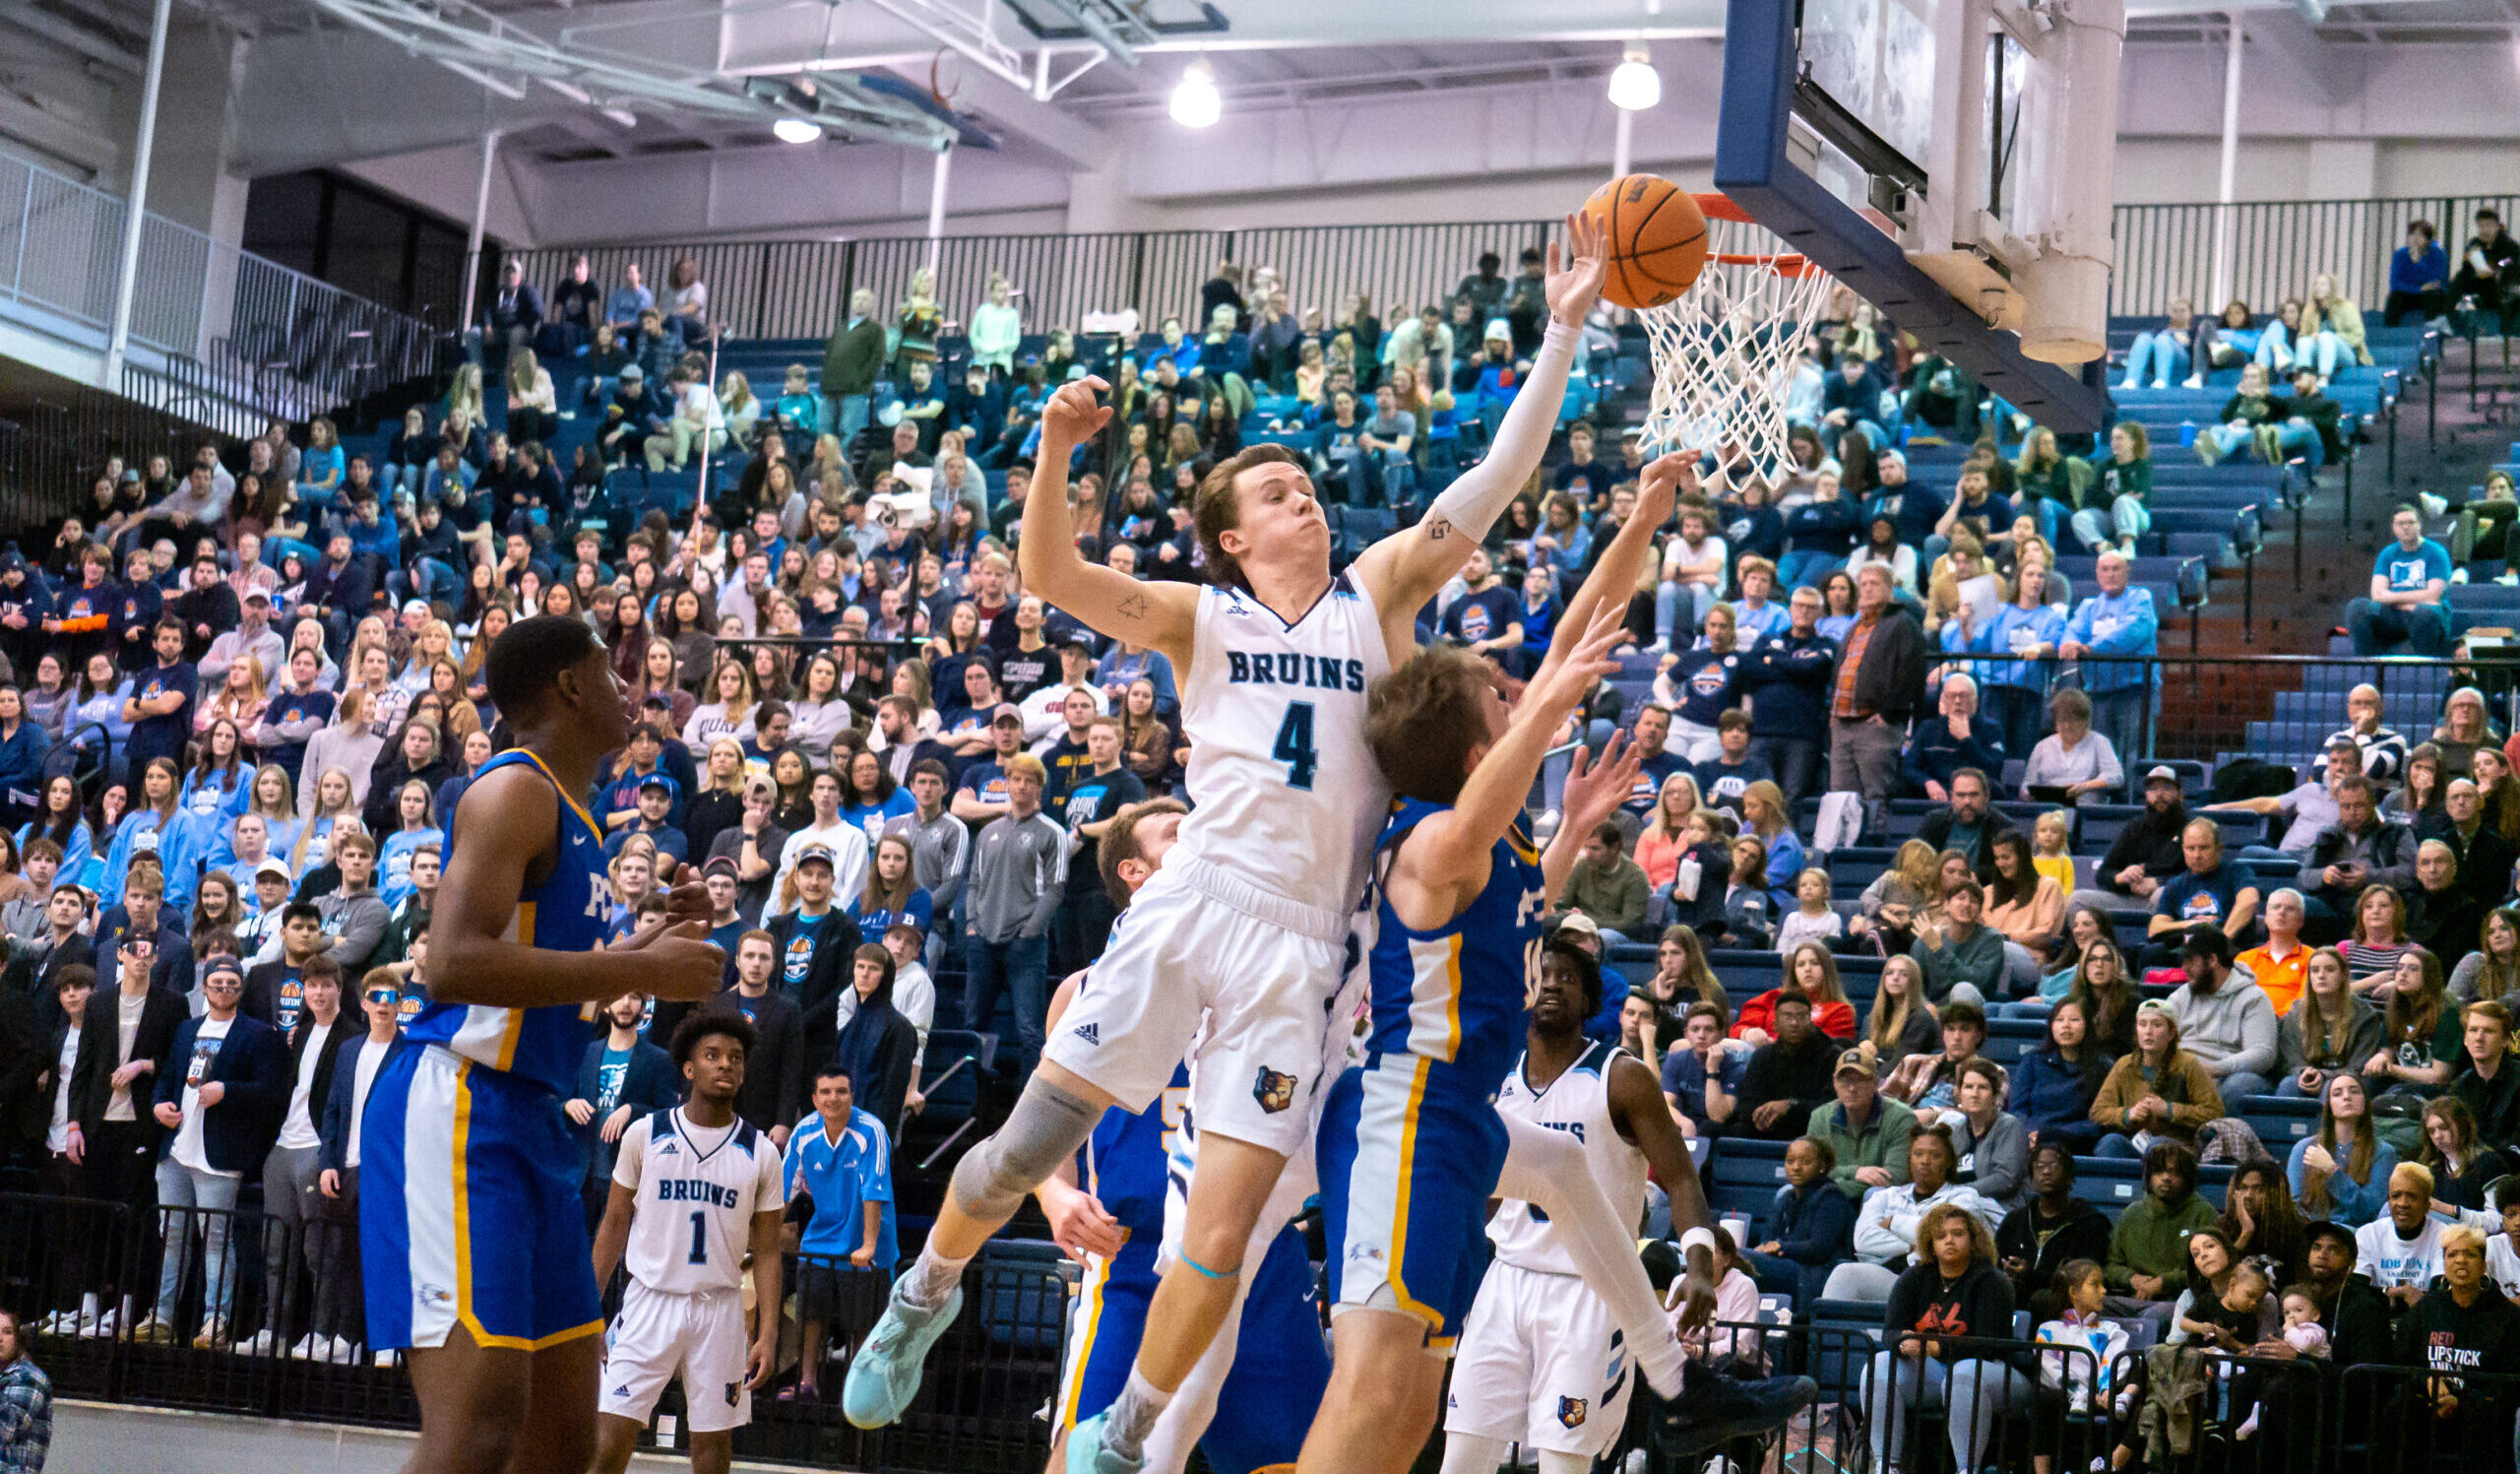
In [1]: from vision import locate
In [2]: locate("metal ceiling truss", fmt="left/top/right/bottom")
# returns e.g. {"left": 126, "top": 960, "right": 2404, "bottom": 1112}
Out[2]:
{"left": 300, "top": 0, "right": 958, "bottom": 148}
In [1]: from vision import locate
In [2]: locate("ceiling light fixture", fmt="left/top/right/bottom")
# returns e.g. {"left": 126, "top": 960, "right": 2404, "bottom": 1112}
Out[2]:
{"left": 1607, "top": 43, "right": 1660, "bottom": 111}
{"left": 1170, "top": 60, "right": 1221, "bottom": 128}
{"left": 773, "top": 116, "right": 824, "bottom": 144}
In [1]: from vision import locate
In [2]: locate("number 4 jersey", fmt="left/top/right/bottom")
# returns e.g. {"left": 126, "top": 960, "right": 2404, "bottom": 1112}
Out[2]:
{"left": 1172, "top": 574, "right": 1392, "bottom": 916}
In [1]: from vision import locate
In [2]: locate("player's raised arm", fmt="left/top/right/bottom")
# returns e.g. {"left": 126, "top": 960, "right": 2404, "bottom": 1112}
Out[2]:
{"left": 1606, "top": 1051, "right": 1722, "bottom": 1330}
{"left": 1352, "top": 210, "right": 1608, "bottom": 612}
{"left": 1016, "top": 379, "right": 1199, "bottom": 668}
{"left": 432, "top": 768, "right": 724, "bottom": 1006}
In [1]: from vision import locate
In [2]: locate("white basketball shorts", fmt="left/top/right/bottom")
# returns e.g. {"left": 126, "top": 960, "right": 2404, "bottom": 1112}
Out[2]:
{"left": 1443, "top": 1260, "right": 1634, "bottom": 1459}
{"left": 598, "top": 1280, "right": 754, "bottom": 1435}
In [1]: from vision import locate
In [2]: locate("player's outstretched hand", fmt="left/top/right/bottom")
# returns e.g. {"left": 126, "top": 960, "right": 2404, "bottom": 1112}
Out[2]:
{"left": 1546, "top": 208, "right": 1609, "bottom": 327}
{"left": 622, "top": 921, "right": 727, "bottom": 1000}
{"left": 1041, "top": 376, "right": 1113, "bottom": 444}
{"left": 1635, "top": 449, "right": 1699, "bottom": 529}
{"left": 1559, "top": 730, "right": 1644, "bottom": 841}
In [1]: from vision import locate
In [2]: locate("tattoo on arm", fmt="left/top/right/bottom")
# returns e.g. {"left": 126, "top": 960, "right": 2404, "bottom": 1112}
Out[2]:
{"left": 1116, "top": 593, "right": 1150, "bottom": 621}
{"left": 1427, "top": 520, "right": 1451, "bottom": 541}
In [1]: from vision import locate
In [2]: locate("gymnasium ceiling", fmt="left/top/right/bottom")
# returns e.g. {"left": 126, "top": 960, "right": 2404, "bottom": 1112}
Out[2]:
{"left": 0, "top": 0, "right": 2501, "bottom": 183}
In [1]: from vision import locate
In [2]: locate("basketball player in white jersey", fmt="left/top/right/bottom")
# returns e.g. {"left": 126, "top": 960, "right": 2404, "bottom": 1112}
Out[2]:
{"left": 846, "top": 214, "right": 1618, "bottom": 1473}
{"left": 589, "top": 1011, "right": 788, "bottom": 1474}
{"left": 1445, "top": 947, "right": 1807, "bottom": 1474}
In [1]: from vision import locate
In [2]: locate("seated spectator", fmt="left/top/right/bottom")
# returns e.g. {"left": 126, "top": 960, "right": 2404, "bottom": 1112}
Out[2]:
{"left": 2391, "top": 1223, "right": 2520, "bottom": 1467}
{"left": 1916, "top": 767, "right": 2017, "bottom": 880}
{"left": 1661, "top": 1001, "right": 1748, "bottom": 1139}
{"left": 1774, "top": 867, "right": 1845, "bottom": 957}
{"left": 1902, "top": 682, "right": 2005, "bottom": 804}
{"left": 2118, "top": 295, "right": 2204, "bottom": 390}
{"left": 2342, "top": 884, "right": 2416, "bottom": 993}
{"left": 2236, "top": 887, "right": 2314, "bottom": 1016}
{"left": 1738, "top": 1135, "right": 1854, "bottom": 1308}
{"left": 2451, "top": 906, "right": 2520, "bottom": 1003}
{"left": 2281, "top": 945, "right": 2383, "bottom": 1100}
{"left": 1554, "top": 820, "right": 1648, "bottom": 945}
{"left": 2092, "top": 999, "right": 2225, "bottom": 1158}
{"left": 2326, "top": 682, "right": 2410, "bottom": 786}
{"left": 1858, "top": 1198, "right": 2027, "bottom": 1474}
{"left": 2072, "top": 422, "right": 2154, "bottom": 556}
{"left": 2346, "top": 505, "right": 2453, "bottom": 658}
{"left": 1842, "top": 1125, "right": 1997, "bottom": 1301}
{"left": 2418, "top": 1097, "right": 2505, "bottom": 1211}
{"left": 2018, "top": 687, "right": 2120, "bottom": 807}
{"left": 2299, "top": 775, "right": 2417, "bottom": 929}
{"left": 2446, "top": 998, "right": 2520, "bottom": 1144}
{"left": 2385, "top": 219, "right": 2452, "bottom": 327}
{"left": 1735, "top": 990, "right": 1843, "bottom": 1140}
{"left": 2145, "top": 820, "right": 2262, "bottom": 966}
{"left": 2104, "top": 1137, "right": 2219, "bottom": 1305}
{"left": 2407, "top": 839, "right": 2484, "bottom": 969}
{"left": 1883, "top": 999, "right": 1990, "bottom": 1126}
{"left": 1943, "top": 1056, "right": 2027, "bottom": 1210}
{"left": 1710, "top": 835, "right": 1775, "bottom": 950}
{"left": 2357, "top": 1162, "right": 2450, "bottom": 1309}
{"left": 2212, "top": 739, "right": 2356, "bottom": 862}
{"left": 2431, "top": 686, "right": 2499, "bottom": 780}
{"left": 2428, "top": 780, "right": 2518, "bottom": 912}
{"left": 1735, "top": 941, "right": 1859, "bottom": 1045}
{"left": 2367, "top": 947, "right": 2458, "bottom": 1096}
{"left": 1999, "top": 1145, "right": 2112, "bottom": 1314}
{"left": 1691, "top": 710, "right": 1772, "bottom": 814}
{"left": 2218, "top": 1159, "right": 2312, "bottom": 1291}
{"left": 2006, "top": 998, "right": 2109, "bottom": 1153}
{"left": 1911, "top": 879, "right": 2005, "bottom": 1010}
{"left": 2290, "top": 1070, "right": 2396, "bottom": 1228}
{"left": 2451, "top": 208, "right": 2519, "bottom": 331}
{"left": 1984, "top": 830, "right": 2064, "bottom": 976}
{"left": 1856, "top": 954, "right": 1940, "bottom": 1073}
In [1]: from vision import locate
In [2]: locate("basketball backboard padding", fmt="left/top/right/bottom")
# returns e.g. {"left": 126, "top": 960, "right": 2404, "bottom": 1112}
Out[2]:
{"left": 1908, "top": 249, "right": 2027, "bottom": 334}
{"left": 1713, "top": 0, "right": 2113, "bottom": 433}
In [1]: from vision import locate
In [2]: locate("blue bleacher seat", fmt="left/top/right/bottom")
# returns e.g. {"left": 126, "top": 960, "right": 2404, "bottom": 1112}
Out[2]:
{"left": 1708, "top": 1137, "right": 1793, "bottom": 1220}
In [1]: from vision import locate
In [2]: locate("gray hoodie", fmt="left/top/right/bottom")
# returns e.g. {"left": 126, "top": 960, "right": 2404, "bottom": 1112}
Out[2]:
{"left": 2167, "top": 971, "right": 2279, "bottom": 1081}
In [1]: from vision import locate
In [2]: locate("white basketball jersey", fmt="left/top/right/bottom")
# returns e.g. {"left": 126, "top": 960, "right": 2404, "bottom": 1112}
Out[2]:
{"left": 1172, "top": 576, "right": 1392, "bottom": 914}
{"left": 614, "top": 1108, "right": 788, "bottom": 1295}
{"left": 1488, "top": 1042, "right": 1652, "bottom": 1277}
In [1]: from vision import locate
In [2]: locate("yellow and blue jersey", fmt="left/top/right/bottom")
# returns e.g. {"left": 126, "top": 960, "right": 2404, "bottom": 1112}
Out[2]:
{"left": 404, "top": 748, "right": 616, "bottom": 1096}
{"left": 1362, "top": 798, "right": 1548, "bottom": 1096}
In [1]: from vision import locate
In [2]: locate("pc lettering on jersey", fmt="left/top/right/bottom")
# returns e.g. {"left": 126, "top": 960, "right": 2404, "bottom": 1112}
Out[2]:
{"left": 1224, "top": 650, "right": 1366, "bottom": 693}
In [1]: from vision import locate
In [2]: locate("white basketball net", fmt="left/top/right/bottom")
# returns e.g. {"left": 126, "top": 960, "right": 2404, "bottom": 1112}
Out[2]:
{"left": 1638, "top": 202, "right": 1839, "bottom": 483}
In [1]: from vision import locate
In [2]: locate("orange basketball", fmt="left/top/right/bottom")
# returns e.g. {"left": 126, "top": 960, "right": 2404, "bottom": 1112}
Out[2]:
{"left": 1583, "top": 174, "right": 1709, "bottom": 310}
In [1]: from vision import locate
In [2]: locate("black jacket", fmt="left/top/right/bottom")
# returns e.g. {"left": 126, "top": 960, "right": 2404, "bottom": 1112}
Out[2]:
{"left": 1995, "top": 1197, "right": 2113, "bottom": 1308}
{"left": 1736, "top": 1031, "right": 1840, "bottom": 1140}
{"left": 152, "top": 1011, "right": 288, "bottom": 1176}
{"left": 284, "top": 1007, "right": 361, "bottom": 1144}
{"left": 1826, "top": 607, "right": 1927, "bottom": 727}
{"left": 2096, "top": 802, "right": 2190, "bottom": 898}
{"left": 650, "top": 986, "right": 808, "bottom": 1134}
{"left": 570, "top": 1035, "right": 678, "bottom": 1190}
{"left": 2421, "top": 813, "right": 2517, "bottom": 910}
{"left": 69, "top": 984, "right": 186, "bottom": 1146}
{"left": 1915, "top": 812, "right": 2023, "bottom": 885}
{"left": 763, "top": 906, "right": 863, "bottom": 1048}
{"left": 833, "top": 974, "right": 917, "bottom": 1141}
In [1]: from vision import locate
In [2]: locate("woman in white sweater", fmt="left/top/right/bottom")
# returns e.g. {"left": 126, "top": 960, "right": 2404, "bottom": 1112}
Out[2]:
{"left": 969, "top": 275, "right": 1022, "bottom": 374}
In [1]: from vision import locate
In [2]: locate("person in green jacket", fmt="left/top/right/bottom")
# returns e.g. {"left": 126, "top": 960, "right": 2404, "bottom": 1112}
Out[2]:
{"left": 822, "top": 288, "right": 888, "bottom": 450}
{"left": 1809, "top": 1050, "right": 1921, "bottom": 1202}
{"left": 2106, "top": 1137, "right": 2220, "bottom": 1304}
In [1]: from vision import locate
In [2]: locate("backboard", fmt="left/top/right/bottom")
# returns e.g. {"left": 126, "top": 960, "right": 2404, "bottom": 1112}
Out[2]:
{"left": 1714, "top": 0, "right": 2124, "bottom": 433}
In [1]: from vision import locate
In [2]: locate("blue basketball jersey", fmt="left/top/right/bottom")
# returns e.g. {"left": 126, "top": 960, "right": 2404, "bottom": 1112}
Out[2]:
{"left": 405, "top": 748, "right": 616, "bottom": 1095}
{"left": 1084, "top": 1059, "right": 1188, "bottom": 1244}
{"left": 1363, "top": 799, "right": 1548, "bottom": 1094}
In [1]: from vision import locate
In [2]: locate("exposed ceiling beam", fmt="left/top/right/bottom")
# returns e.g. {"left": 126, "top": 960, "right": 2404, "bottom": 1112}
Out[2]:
{"left": 0, "top": 1, "right": 141, "bottom": 75}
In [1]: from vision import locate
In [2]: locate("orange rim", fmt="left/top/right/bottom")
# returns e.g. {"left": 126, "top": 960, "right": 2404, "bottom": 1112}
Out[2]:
{"left": 1691, "top": 192, "right": 1758, "bottom": 224}
{"left": 1708, "top": 252, "right": 1818, "bottom": 278}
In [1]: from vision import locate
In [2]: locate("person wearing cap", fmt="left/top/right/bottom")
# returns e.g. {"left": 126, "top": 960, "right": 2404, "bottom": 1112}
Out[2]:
{"left": 2298, "top": 771, "right": 2419, "bottom": 931}
{"left": 1803, "top": 1040, "right": 1921, "bottom": 1202}
{"left": 961, "top": 753, "right": 1064, "bottom": 1070}
{"left": 1739, "top": 991, "right": 1868, "bottom": 1147}
{"left": 598, "top": 363, "right": 667, "bottom": 470}
{"left": 2091, "top": 1000, "right": 2224, "bottom": 1160}
{"left": 136, "top": 955, "right": 284, "bottom": 1347}
{"left": 695, "top": 855, "right": 749, "bottom": 958}
{"left": 200, "top": 582, "right": 284, "bottom": 693}
{"left": 768, "top": 769, "right": 870, "bottom": 917}
{"left": 760, "top": 845, "right": 862, "bottom": 1050}
{"left": 604, "top": 775, "right": 690, "bottom": 869}
{"left": 1022, "top": 641, "right": 1105, "bottom": 749}
{"left": 2164, "top": 928, "right": 2279, "bottom": 1103}
{"left": 2076, "top": 765, "right": 2194, "bottom": 910}
{"left": 2281, "top": 1218, "right": 2390, "bottom": 1366}
{"left": 951, "top": 703, "right": 1031, "bottom": 827}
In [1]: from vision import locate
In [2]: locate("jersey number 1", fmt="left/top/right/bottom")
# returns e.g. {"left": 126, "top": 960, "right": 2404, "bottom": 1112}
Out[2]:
{"left": 1273, "top": 702, "right": 1318, "bottom": 791}
{"left": 687, "top": 1211, "right": 708, "bottom": 1265}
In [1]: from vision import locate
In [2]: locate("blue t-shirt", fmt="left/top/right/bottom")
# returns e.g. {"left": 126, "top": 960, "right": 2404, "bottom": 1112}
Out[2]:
{"left": 1693, "top": 754, "right": 1775, "bottom": 813}
{"left": 1669, "top": 650, "right": 1743, "bottom": 730}
{"left": 2374, "top": 539, "right": 2451, "bottom": 595}
{"left": 126, "top": 660, "right": 198, "bottom": 768}
{"left": 596, "top": 1046, "right": 631, "bottom": 1111}
{"left": 1625, "top": 749, "right": 1686, "bottom": 815}
{"left": 783, "top": 1109, "right": 898, "bottom": 1268}
{"left": 1661, "top": 1045, "right": 1750, "bottom": 1135}
{"left": 2155, "top": 864, "right": 2246, "bottom": 929}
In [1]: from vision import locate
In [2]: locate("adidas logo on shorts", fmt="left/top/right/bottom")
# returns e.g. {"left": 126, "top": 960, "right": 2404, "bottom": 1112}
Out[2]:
{"left": 1072, "top": 1022, "right": 1100, "bottom": 1046}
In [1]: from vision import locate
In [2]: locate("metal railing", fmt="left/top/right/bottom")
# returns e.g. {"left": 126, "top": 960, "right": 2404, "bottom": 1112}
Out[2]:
{"left": 0, "top": 152, "right": 440, "bottom": 431}
{"left": 506, "top": 194, "right": 2520, "bottom": 346}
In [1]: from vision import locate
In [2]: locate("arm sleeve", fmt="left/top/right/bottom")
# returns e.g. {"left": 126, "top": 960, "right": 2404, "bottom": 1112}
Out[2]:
{"left": 1426, "top": 322, "right": 1579, "bottom": 539}
{"left": 610, "top": 1116, "right": 651, "bottom": 1191}
{"left": 927, "top": 823, "right": 968, "bottom": 916}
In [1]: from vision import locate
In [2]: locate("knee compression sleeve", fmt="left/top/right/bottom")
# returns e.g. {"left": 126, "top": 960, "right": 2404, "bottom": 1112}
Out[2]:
{"left": 949, "top": 1075, "right": 1102, "bottom": 1222}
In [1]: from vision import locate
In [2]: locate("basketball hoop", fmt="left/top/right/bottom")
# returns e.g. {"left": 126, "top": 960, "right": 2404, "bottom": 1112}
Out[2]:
{"left": 1636, "top": 193, "right": 1838, "bottom": 483}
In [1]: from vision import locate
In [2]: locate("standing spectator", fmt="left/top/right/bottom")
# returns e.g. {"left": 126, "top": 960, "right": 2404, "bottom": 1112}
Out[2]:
{"left": 823, "top": 289, "right": 887, "bottom": 450}
{"left": 2058, "top": 551, "right": 2157, "bottom": 768}
{"left": 2347, "top": 505, "right": 2452, "bottom": 658}
{"left": 122, "top": 620, "right": 197, "bottom": 774}
{"left": 238, "top": 954, "right": 351, "bottom": 1357}
{"left": 1827, "top": 564, "right": 1927, "bottom": 837}
{"left": 312, "top": 970, "right": 403, "bottom": 1363}
{"left": 564, "top": 993, "right": 676, "bottom": 1227}
{"left": 138, "top": 957, "right": 284, "bottom": 1347}
{"left": 968, "top": 275, "right": 1021, "bottom": 376}
{"left": 1047, "top": 719, "right": 1143, "bottom": 975}
{"left": 2386, "top": 220, "right": 2453, "bottom": 327}
{"left": 781, "top": 1067, "right": 896, "bottom": 1402}
{"left": 482, "top": 260, "right": 542, "bottom": 361}
{"left": 961, "top": 754, "right": 1063, "bottom": 1070}
{"left": 0, "top": 1310, "right": 47, "bottom": 1473}
{"left": 707, "top": 931, "right": 805, "bottom": 1142}
{"left": 1742, "top": 583, "right": 1836, "bottom": 810}
{"left": 833, "top": 943, "right": 917, "bottom": 1137}
{"left": 761, "top": 845, "right": 860, "bottom": 1044}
